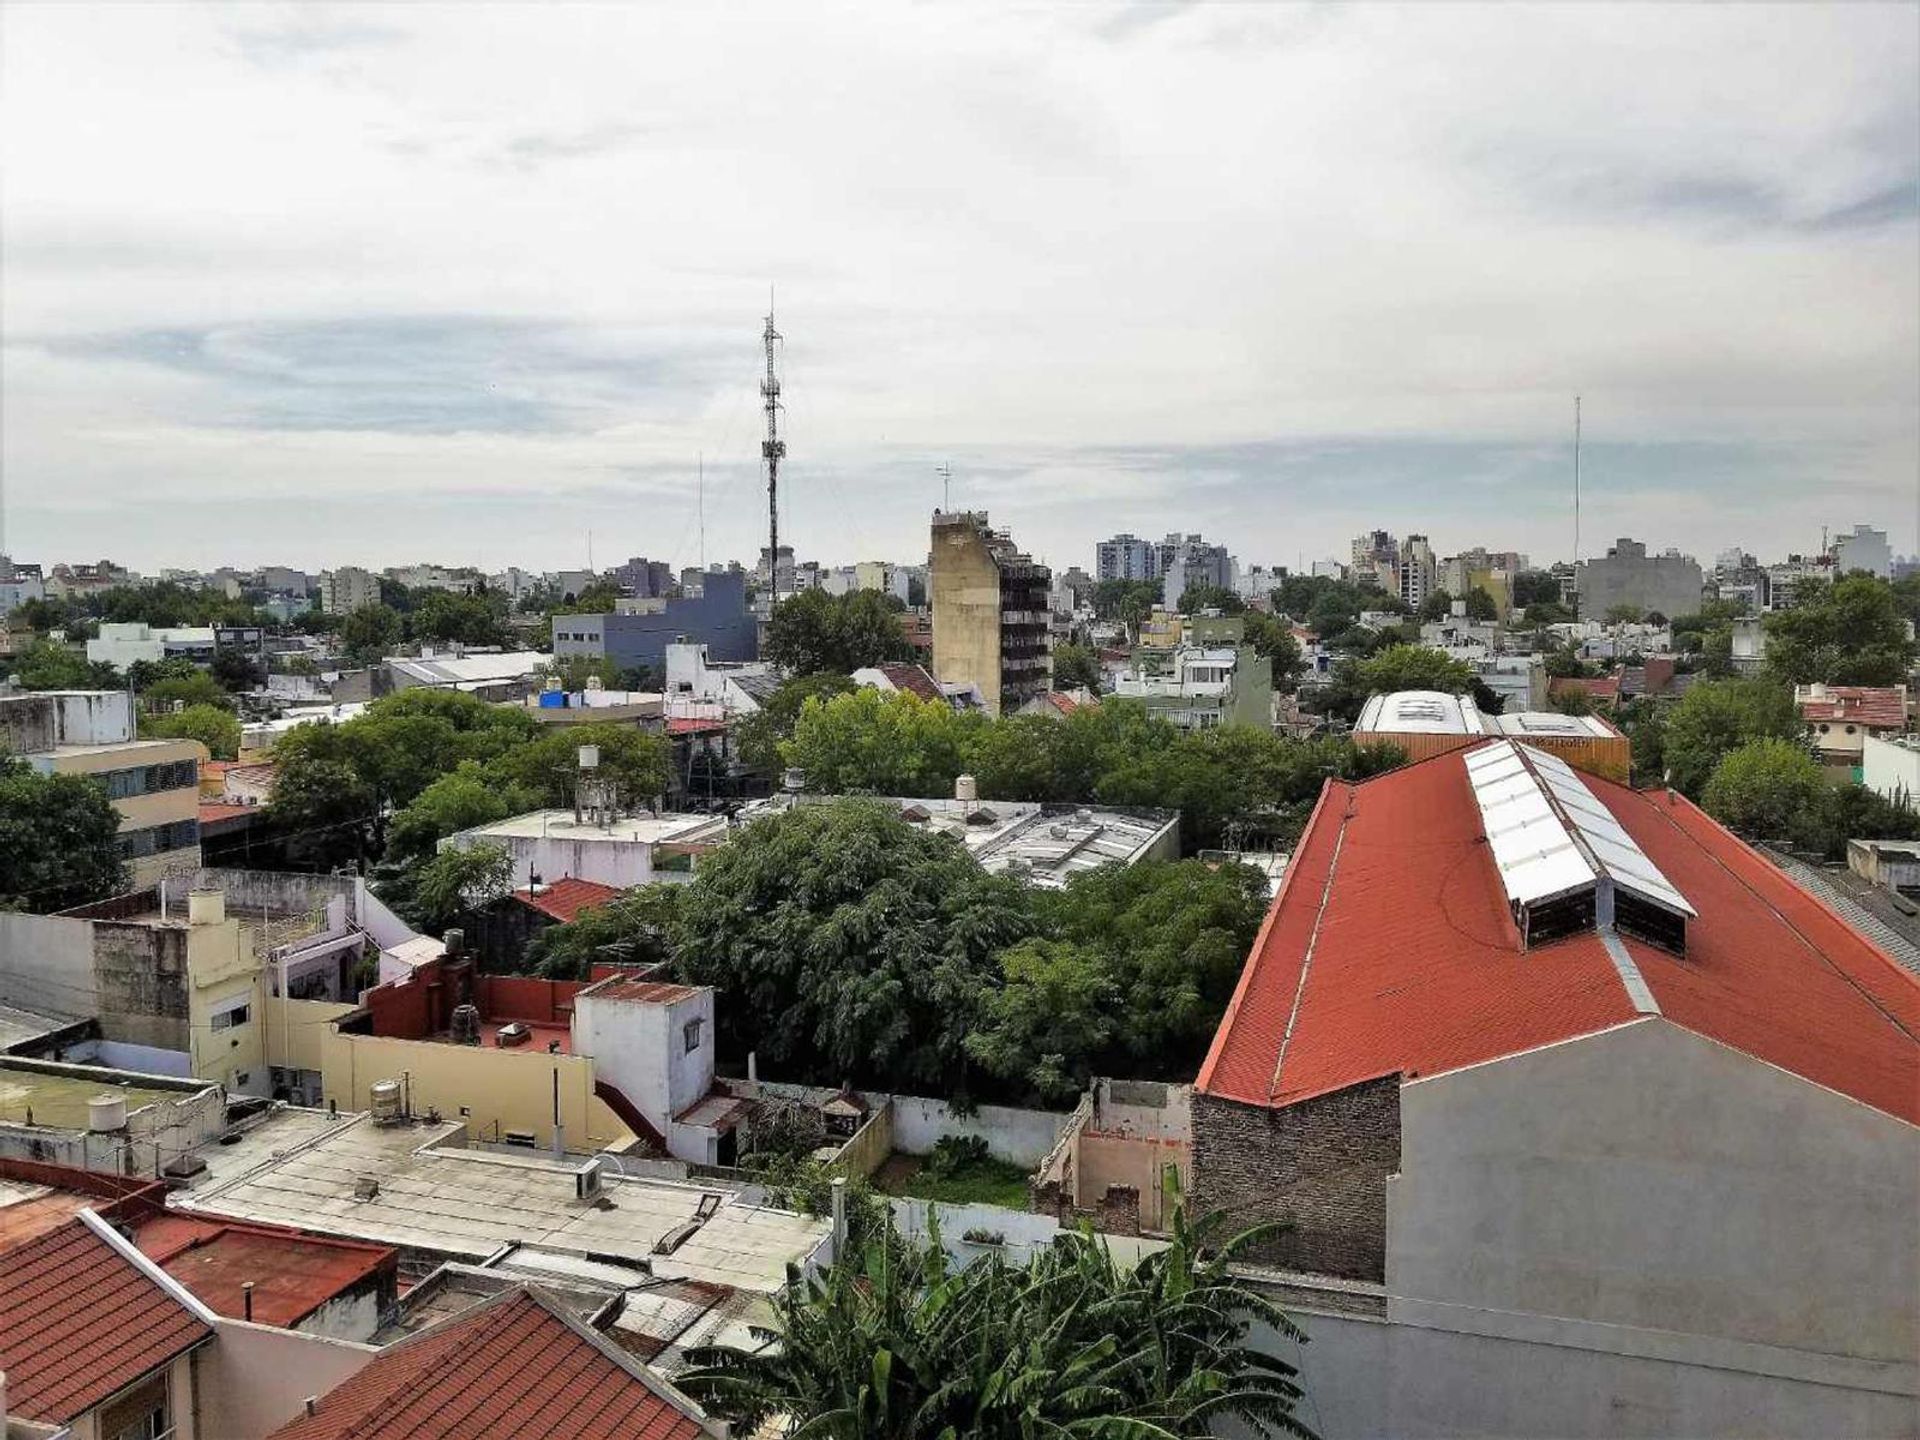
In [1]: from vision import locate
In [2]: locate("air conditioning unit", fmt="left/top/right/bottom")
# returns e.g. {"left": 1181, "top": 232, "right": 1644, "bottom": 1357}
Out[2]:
{"left": 575, "top": 1157, "right": 606, "bottom": 1202}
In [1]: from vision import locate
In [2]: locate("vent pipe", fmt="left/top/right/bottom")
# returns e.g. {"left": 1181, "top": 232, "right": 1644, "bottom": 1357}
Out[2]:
{"left": 830, "top": 1177, "right": 848, "bottom": 1258}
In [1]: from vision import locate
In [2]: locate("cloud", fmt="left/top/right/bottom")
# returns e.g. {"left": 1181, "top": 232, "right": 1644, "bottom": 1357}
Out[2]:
{"left": 0, "top": 1, "right": 1914, "bottom": 572}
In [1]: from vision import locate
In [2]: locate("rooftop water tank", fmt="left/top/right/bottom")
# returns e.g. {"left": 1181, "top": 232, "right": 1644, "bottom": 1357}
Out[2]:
{"left": 88, "top": 1093, "right": 127, "bottom": 1132}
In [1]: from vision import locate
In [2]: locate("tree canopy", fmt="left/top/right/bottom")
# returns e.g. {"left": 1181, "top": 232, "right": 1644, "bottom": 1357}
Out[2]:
{"left": 0, "top": 758, "right": 128, "bottom": 912}
{"left": 3, "top": 640, "right": 119, "bottom": 691}
{"left": 140, "top": 703, "right": 240, "bottom": 760}
{"left": 1657, "top": 677, "right": 1803, "bottom": 796}
{"left": 764, "top": 589, "right": 916, "bottom": 675}
{"left": 1763, "top": 575, "right": 1917, "bottom": 686}
{"left": 1051, "top": 641, "right": 1103, "bottom": 693}
{"left": 1702, "top": 739, "right": 1827, "bottom": 840}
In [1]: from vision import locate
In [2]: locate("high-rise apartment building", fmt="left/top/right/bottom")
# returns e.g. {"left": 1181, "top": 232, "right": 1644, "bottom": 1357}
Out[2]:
{"left": 1096, "top": 534, "right": 1156, "bottom": 583}
{"left": 1576, "top": 538, "right": 1705, "bottom": 620}
{"left": 931, "top": 511, "right": 1052, "bottom": 716}
{"left": 318, "top": 567, "right": 381, "bottom": 616}
{"left": 1399, "top": 534, "right": 1437, "bottom": 610}
{"left": 1832, "top": 524, "right": 1893, "bottom": 580}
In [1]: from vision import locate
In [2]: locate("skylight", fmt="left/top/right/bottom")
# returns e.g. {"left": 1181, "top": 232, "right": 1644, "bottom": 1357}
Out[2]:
{"left": 1465, "top": 740, "right": 1694, "bottom": 952}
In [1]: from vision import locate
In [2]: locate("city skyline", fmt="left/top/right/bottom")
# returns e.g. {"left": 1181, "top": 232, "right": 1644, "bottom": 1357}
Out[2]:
{"left": 2, "top": 3, "right": 1916, "bottom": 573}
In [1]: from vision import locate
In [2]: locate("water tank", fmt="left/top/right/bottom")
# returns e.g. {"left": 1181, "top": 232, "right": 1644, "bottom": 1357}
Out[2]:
{"left": 88, "top": 1094, "right": 127, "bottom": 1132}
{"left": 187, "top": 888, "right": 226, "bottom": 927}
{"left": 369, "top": 1079, "right": 404, "bottom": 1125}
{"left": 955, "top": 773, "right": 978, "bottom": 803}
{"left": 578, "top": 744, "right": 601, "bottom": 770}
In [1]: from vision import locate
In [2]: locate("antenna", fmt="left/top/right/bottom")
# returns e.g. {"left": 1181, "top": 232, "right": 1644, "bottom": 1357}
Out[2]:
{"left": 1572, "top": 395, "right": 1581, "bottom": 621}
{"left": 761, "top": 304, "right": 786, "bottom": 607}
{"left": 936, "top": 461, "right": 953, "bottom": 513}
{"left": 587, "top": 527, "right": 594, "bottom": 575}
{"left": 698, "top": 452, "right": 706, "bottom": 573}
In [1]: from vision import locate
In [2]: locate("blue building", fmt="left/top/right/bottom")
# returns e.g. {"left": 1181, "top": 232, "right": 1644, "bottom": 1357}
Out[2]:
{"left": 551, "top": 568, "right": 757, "bottom": 672}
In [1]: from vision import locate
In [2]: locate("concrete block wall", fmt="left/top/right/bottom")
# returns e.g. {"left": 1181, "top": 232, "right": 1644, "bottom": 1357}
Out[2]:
{"left": 1190, "top": 1075, "right": 1400, "bottom": 1281}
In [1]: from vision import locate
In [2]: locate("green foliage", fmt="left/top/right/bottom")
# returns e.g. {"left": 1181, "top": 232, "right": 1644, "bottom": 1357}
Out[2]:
{"left": 538, "top": 653, "right": 653, "bottom": 692}
{"left": 386, "top": 762, "right": 539, "bottom": 863}
{"left": 1788, "top": 781, "right": 1920, "bottom": 861}
{"left": 765, "top": 589, "right": 915, "bottom": 675}
{"left": 894, "top": 1139, "right": 1032, "bottom": 1207}
{"left": 680, "top": 1205, "right": 1316, "bottom": 1440}
{"left": 144, "top": 671, "right": 231, "bottom": 712}
{"left": 1462, "top": 587, "right": 1498, "bottom": 622}
{"left": 559, "top": 580, "right": 621, "bottom": 612}
{"left": 140, "top": 703, "right": 240, "bottom": 760}
{"left": 408, "top": 842, "right": 514, "bottom": 930}
{"left": 1241, "top": 611, "right": 1305, "bottom": 688}
{"left": 339, "top": 603, "right": 404, "bottom": 666}
{"left": 5, "top": 640, "right": 120, "bottom": 691}
{"left": 1091, "top": 579, "right": 1162, "bottom": 631}
{"left": 210, "top": 646, "right": 263, "bottom": 693}
{"left": 406, "top": 589, "right": 507, "bottom": 647}
{"left": 672, "top": 799, "right": 1034, "bottom": 1093}
{"left": 1604, "top": 602, "right": 1645, "bottom": 625}
{"left": 1763, "top": 575, "right": 1917, "bottom": 685}
{"left": 488, "top": 723, "right": 668, "bottom": 809}
{"left": 126, "top": 657, "right": 202, "bottom": 693}
{"left": 734, "top": 672, "right": 858, "bottom": 774}
{"left": 785, "top": 689, "right": 986, "bottom": 797}
{"left": 1551, "top": 689, "right": 1595, "bottom": 718}
{"left": 1177, "top": 583, "right": 1244, "bottom": 616}
{"left": 85, "top": 581, "right": 262, "bottom": 629}
{"left": 1660, "top": 678, "right": 1803, "bottom": 796}
{"left": 0, "top": 758, "right": 128, "bottom": 912}
{"left": 1511, "top": 570, "right": 1563, "bottom": 608}
{"left": 1702, "top": 739, "right": 1827, "bottom": 839}
{"left": 1418, "top": 589, "right": 1454, "bottom": 622}
{"left": 523, "top": 883, "right": 684, "bottom": 979}
{"left": 1351, "top": 643, "right": 1475, "bottom": 697}
{"left": 746, "top": 1155, "right": 889, "bottom": 1247}
{"left": 1051, "top": 641, "right": 1102, "bottom": 693}
{"left": 1542, "top": 644, "right": 1592, "bottom": 680}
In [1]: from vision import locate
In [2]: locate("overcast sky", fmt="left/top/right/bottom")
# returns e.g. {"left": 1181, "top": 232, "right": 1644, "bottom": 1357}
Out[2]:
{"left": 3, "top": 2, "right": 1916, "bottom": 579}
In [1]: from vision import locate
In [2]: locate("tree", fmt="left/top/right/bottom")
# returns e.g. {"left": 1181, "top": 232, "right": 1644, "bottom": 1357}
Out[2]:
{"left": 784, "top": 689, "right": 985, "bottom": 797}
{"left": 1051, "top": 642, "right": 1102, "bottom": 694}
{"left": 1702, "top": 739, "right": 1827, "bottom": 839}
{"left": 765, "top": 589, "right": 915, "bottom": 675}
{"left": 1763, "top": 575, "right": 1917, "bottom": 685}
{"left": 557, "top": 580, "right": 620, "bottom": 613}
{"left": 0, "top": 758, "right": 128, "bottom": 911}
{"left": 681, "top": 1206, "right": 1316, "bottom": 1440}
{"left": 1092, "top": 578, "right": 1161, "bottom": 625}
{"left": 210, "top": 645, "right": 263, "bottom": 693}
{"left": 144, "top": 672, "right": 231, "bottom": 712}
{"left": 140, "top": 703, "right": 240, "bottom": 759}
{"left": 487, "top": 723, "right": 668, "bottom": 810}
{"left": 1604, "top": 602, "right": 1645, "bottom": 625}
{"left": 340, "top": 603, "right": 404, "bottom": 666}
{"left": 1418, "top": 589, "right": 1455, "bottom": 622}
{"left": 524, "top": 884, "right": 683, "bottom": 980}
{"left": 268, "top": 754, "right": 380, "bottom": 869}
{"left": 1512, "top": 570, "right": 1563, "bottom": 608}
{"left": 409, "top": 842, "right": 514, "bottom": 931}
{"left": 733, "top": 673, "right": 859, "bottom": 774}
{"left": 5, "top": 640, "right": 118, "bottom": 691}
{"left": 671, "top": 798, "right": 1035, "bottom": 1092}
{"left": 408, "top": 589, "right": 507, "bottom": 648}
{"left": 1351, "top": 643, "right": 1475, "bottom": 697}
{"left": 1177, "top": 583, "right": 1245, "bottom": 616}
{"left": 1551, "top": 689, "right": 1595, "bottom": 718}
{"left": 1241, "top": 612, "right": 1305, "bottom": 688}
{"left": 1660, "top": 677, "right": 1803, "bottom": 795}
{"left": 1462, "top": 587, "right": 1499, "bottom": 622}
{"left": 385, "top": 762, "right": 538, "bottom": 863}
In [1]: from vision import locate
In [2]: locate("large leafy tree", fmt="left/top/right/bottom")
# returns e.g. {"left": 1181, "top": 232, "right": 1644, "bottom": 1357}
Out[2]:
{"left": 385, "top": 762, "right": 540, "bottom": 863}
{"left": 407, "top": 589, "right": 508, "bottom": 647}
{"left": 0, "top": 759, "right": 128, "bottom": 911}
{"left": 1051, "top": 642, "right": 1103, "bottom": 694}
{"left": 765, "top": 589, "right": 916, "bottom": 675}
{"left": 671, "top": 799, "right": 1036, "bottom": 1092}
{"left": 144, "top": 671, "right": 231, "bottom": 712}
{"left": 1351, "top": 643, "right": 1475, "bottom": 697}
{"left": 1763, "top": 575, "right": 1916, "bottom": 685}
{"left": 339, "top": 603, "right": 404, "bottom": 666}
{"left": 784, "top": 688, "right": 985, "bottom": 796}
{"left": 140, "top": 703, "right": 241, "bottom": 760}
{"left": 1659, "top": 677, "right": 1803, "bottom": 796}
{"left": 733, "top": 672, "right": 858, "bottom": 774}
{"left": 5, "top": 640, "right": 119, "bottom": 691}
{"left": 682, "top": 1207, "right": 1316, "bottom": 1440}
{"left": 1702, "top": 739, "right": 1826, "bottom": 838}
{"left": 1241, "top": 612, "right": 1305, "bottom": 688}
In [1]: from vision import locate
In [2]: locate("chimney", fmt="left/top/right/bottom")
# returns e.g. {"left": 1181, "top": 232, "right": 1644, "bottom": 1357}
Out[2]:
{"left": 304, "top": 1397, "right": 319, "bottom": 1418}
{"left": 243, "top": 1280, "right": 255, "bottom": 1322}
{"left": 187, "top": 888, "right": 225, "bottom": 927}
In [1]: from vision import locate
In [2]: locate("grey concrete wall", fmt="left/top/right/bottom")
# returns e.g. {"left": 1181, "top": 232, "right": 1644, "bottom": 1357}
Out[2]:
{"left": 89, "top": 921, "right": 190, "bottom": 1052}
{"left": 1247, "top": 1304, "right": 1917, "bottom": 1440}
{"left": 0, "top": 912, "right": 98, "bottom": 1020}
{"left": 1390, "top": 1019, "right": 1918, "bottom": 1365}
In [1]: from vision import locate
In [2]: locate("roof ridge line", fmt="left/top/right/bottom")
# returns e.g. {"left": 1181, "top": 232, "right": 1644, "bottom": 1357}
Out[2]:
{"left": 1267, "top": 784, "right": 1358, "bottom": 1105}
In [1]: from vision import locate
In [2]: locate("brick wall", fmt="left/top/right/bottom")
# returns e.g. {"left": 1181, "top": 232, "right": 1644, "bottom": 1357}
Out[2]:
{"left": 1189, "top": 1075, "right": 1400, "bottom": 1281}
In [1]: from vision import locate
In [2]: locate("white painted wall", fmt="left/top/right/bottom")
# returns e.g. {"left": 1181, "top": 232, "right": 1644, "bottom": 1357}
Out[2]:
{"left": 746, "top": 1080, "right": 1070, "bottom": 1168}
{"left": 195, "top": 1318, "right": 377, "bottom": 1439}
{"left": 573, "top": 987, "right": 713, "bottom": 1156}
{"left": 1390, "top": 1019, "right": 1918, "bottom": 1364}
{"left": 1863, "top": 733, "right": 1920, "bottom": 810}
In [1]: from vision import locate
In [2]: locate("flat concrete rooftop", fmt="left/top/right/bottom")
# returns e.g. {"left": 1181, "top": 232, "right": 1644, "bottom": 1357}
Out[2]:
{"left": 453, "top": 810, "right": 728, "bottom": 846}
{"left": 0, "top": 1063, "right": 193, "bottom": 1130}
{"left": 175, "top": 1111, "right": 829, "bottom": 1293}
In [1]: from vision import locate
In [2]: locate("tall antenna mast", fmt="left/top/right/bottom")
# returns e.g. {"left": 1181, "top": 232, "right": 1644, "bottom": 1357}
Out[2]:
{"left": 1571, "top": 395, "right": 1581, "bottom": 620}
{"left": 936, "top": 461, "right": 953, "bottom": 513}
{"left": 697, "top": 452, "right": 706, "bottom": 573}
{"left": 761, "top": 303, "right": 785, "bottom": 605}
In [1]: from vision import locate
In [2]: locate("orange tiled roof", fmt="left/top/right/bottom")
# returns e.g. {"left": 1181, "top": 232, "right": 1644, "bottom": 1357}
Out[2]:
{"left": 513, "top": 877, "right": 624, "bottom": 924}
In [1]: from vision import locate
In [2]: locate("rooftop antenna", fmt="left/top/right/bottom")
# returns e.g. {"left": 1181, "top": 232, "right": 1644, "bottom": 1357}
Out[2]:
{"left": 761, "top": 296, "right": 785, "bottom": 606}
{"left": 587, "top": 526, "right": 594, "bottom": 575}
{"left": 936, "top": 461, "right": 953, "bottom": 513}
{"left": 698, "top": 452, "right": 706, "bottom": 573}
{"left": 1572, "top": 395, "right": 1582, "bottom": 621}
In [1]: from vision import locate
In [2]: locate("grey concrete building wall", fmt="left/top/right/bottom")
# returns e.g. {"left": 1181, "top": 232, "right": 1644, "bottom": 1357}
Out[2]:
{"left": 1575, "top": 538, "right": 1705, "bottom": 619}
{"left": 0, "top": 912, "right": 99, "bottom": 1023}
{"left": 1189, "top": 1074, "right": 1401, "bottom": 1280}
{"left": 1389, "top": 1019, "right": 1917, "bottom": 1364}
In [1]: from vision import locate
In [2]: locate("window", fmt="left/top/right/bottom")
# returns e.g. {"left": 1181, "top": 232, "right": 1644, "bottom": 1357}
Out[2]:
{"left": 211, "top": 1003, "right": 250, "bottom": 1030}
{"left": 683, "top": 1018, "right": 704, "bottom": 1053}
{"left": 99, "top": 1372, "right": 169, "bottom": 1440}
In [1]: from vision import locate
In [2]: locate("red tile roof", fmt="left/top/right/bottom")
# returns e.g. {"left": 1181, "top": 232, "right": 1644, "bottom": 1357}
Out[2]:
{"left": 1548, "top": 674, "right": 1622, "bottom": 701}
{"left": 513, "top": 876, "right": 625, "bottom": 924}
{"left": 1799, "top": 686, "right": 1908, "bottom": 729}
{"left": 1197, "top": 743, "right": 1920, "bottom": 1123}
{"left": 1039, "top": 691, "right": 1083, "bottom": 715}
{"left": 875, "top": 662, "right": 946, "bottom": 703}
{"left": 581, "top": 975, "right": 702, "bottom": 1005}
{"left": 266, "top": 1286, "right": 710, "bottom": 1440}
{"left": 200, "top": 800, "right": 256, "bottom": 823}
{"left": 0, "top": 1217, "right": 213, "bottom": 1423}
{"left": 666, "top": 716, "right": 728, "bottom": 735}
{"left": 132, "top": 1213, "right": 395, "bottom": 1328}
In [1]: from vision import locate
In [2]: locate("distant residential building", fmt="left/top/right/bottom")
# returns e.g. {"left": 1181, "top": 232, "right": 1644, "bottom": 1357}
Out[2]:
{"left": 1832, "top": 524, "right": 1893, "bottom": 580}
{"left": 1235, "top": 563, "right": 1284, "bottom": 601}
{"left": 2, "top": 691, "right": 204, "bottom": 886}
{"left": 441, "top": 810, "right": 730, "bottom": 891}
{"left": 1765, "top": 554, "right": 1832, "bottom": 611}
{"left": 1796, "top": 684, "right": 1910, "bottom": 772}
{"left": 1095, "top": 533, "right": 1156, "bottom": 583}
{"left": 1053, "top": 565, "right": 1095, "bottom": 611}
{"left": 552, "top": 570, "right": 757, "bottom": 673}
{"left": 930, "top": 511, "right": 1052, "bottom": 716}
{"left": 318, "top": 566, "right": 381, "bottom": 616}
{"left": 1575, "top": 538, "right": 1703, "bottom": 620}
{"left": 1157, "top": 534, "right": 1233, "bottom": 611}
{"left": 44, "top": 559, "right": 136, "bottom": 600}
{"left": 384, "top": 563, "right": 476, "bottom": 593}
{"left": 1310, "top": 558, "right": 1347, "bottom": 580}
{"left": 613, "top": 556, "right": 676, "bottom": 598}
{"left": 0, "top": 570, "right": 44, "bottom": 617}
{"left": 853, "top": 560, "right": 912, "bottom": 603}
{"left": 665, "top": 640, "right": 777, "bottom": 717}
{"left": 1113, "top": 618, "right": 1271, "bottom": 732}
{"left": 852, "top": 661, "right": 985, "bottom": 712}
{"left": 1398, "top": 534, "right": 1437, "bottom": 611}
{"left": 86, "top": 622, "right": 217, "bottom": 670}
{"left": 1350, "top": 530, "right": 1398, "bottom": 590}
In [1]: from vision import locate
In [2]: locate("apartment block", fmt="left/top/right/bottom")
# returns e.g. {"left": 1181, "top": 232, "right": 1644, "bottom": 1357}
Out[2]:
{"left": 930, "top": 511, "right": 1052, "bottom": 716}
